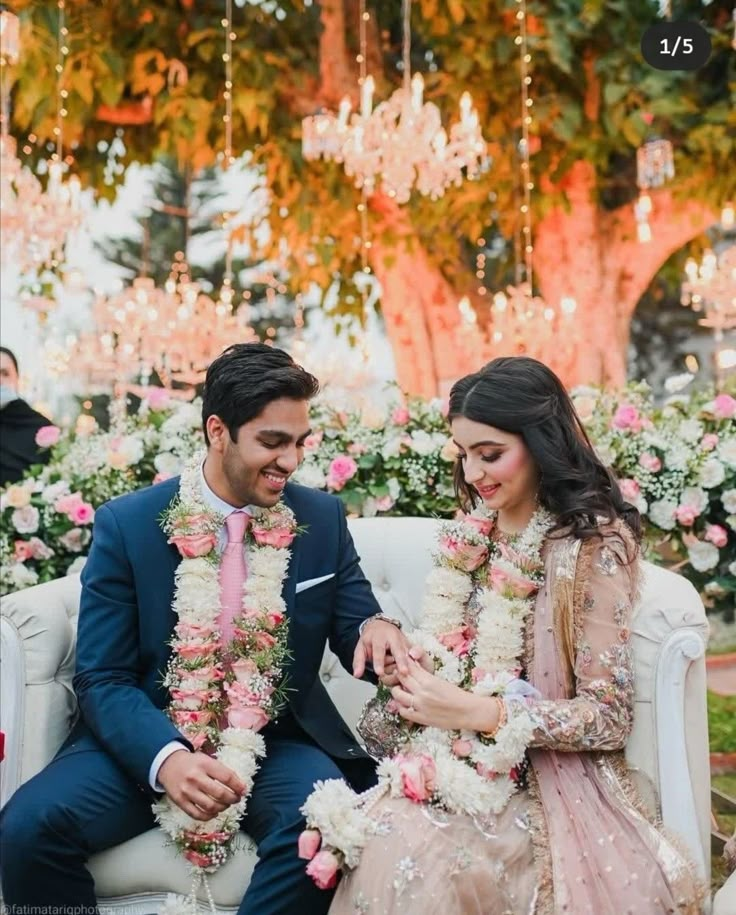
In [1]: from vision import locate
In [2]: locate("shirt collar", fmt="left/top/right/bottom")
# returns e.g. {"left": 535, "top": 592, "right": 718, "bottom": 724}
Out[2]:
{"left": 198, "top": 461, "right": 257, "bottom": 518}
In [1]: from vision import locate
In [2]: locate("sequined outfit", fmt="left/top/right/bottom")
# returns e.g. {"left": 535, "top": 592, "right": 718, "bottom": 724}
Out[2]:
{"left": 330, "top": 524, "right": 704, "bottom": 915}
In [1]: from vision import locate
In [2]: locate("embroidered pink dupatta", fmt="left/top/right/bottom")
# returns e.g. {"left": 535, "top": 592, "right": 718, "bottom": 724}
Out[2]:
{"left": 526, "top": 532, "right": 703, "bottom": 914}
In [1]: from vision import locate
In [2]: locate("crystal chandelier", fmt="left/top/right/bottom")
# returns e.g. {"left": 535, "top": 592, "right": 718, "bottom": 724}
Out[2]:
{"left": 634, "top": 133, "right": 675, "bottom": 244}
{"left": 69, "top": 258, "right": 254, "bottom": 392}
{"left": 681, "top": 245, "right": 736, "bottom": 337}
{"left": 0, "top": 3, "right": 83, "bottom": 277}
{"left": 302, "top": 0, "right": 486, "bottom": 203}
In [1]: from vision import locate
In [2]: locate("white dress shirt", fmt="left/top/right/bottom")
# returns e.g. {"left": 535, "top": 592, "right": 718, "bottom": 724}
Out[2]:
{"left": 148, "top": 464, "right": 256, "bottom": 791}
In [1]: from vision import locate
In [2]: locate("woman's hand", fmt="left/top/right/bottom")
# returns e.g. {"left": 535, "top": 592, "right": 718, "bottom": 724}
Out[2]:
{"left": 390, "top": 660, "right": 499, "bottom": 733}
{"left": 380, "top": 645, "right": 433, "bottom": 687}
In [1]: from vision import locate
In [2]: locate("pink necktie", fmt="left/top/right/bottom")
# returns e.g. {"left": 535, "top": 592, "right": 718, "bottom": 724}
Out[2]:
{"left": 218, "top": 511, "right": 249, "bottom": 645}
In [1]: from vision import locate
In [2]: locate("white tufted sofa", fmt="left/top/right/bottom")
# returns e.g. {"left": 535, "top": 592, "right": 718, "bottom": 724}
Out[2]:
{"left": 0, "top": 517, "right": 713, "bottom": 913}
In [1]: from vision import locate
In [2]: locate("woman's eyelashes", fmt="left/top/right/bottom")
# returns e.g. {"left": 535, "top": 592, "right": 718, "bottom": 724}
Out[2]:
{"left": 458, "top": 452, "right": 501, "bottom": 463}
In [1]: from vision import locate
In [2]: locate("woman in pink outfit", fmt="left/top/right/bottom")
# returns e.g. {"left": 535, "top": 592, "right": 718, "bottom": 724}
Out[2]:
{"left": 327, "top": 357, "right": 703, "bottom": 915}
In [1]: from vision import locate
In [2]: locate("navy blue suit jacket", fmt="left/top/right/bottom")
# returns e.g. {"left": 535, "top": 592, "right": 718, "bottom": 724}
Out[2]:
{"left": 69, "top": 478, "right": 382, "bottom": 788}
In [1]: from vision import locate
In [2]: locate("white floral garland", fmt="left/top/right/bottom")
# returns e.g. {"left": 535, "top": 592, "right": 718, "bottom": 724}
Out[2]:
{"left": 153, "top": 453, "right": 297, "bottom": 886}
{"left": 300, "top": 504, "right": 554, "bottom": 886}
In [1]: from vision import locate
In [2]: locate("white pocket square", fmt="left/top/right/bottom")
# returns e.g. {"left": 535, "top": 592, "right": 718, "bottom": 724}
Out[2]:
{"left": 295, "top": 573, "right": 335, "bottom": 594}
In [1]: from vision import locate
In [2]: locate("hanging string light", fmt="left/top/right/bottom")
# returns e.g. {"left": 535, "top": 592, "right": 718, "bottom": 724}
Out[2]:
{"left": 634, "top": 111, "right": 674, "bottom": 244}
{"left": 302, "top": 0, "right": 486, "bottom": 203}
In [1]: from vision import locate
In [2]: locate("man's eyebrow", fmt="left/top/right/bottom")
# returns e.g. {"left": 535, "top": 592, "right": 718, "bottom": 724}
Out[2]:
{"left": 257, "top": 429, "right": 312, "bottom": 441}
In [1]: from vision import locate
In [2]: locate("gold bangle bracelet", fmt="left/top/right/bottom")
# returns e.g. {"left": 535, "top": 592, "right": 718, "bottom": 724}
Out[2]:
{"left": 479, "top": 696, "right": 507, "bottom": 740}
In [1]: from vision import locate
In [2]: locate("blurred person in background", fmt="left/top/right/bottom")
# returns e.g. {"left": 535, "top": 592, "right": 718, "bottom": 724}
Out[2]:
{"left": 0, "top": 346, "right": 52, "bottom": 487}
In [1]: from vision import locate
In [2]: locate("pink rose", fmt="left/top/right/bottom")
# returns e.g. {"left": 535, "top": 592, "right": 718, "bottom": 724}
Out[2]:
{"left": 471, "top": 667, "right": 488, "bottom": 683}
{"left": 145, "top": 387, "right": 170, "bottom": 410}
{"left": 266, "top": 609, "right": 286, "bottom": 628}
{"left": 70, "top": 503, "right": 95, "bottom": 526}
{"left": 700, "top": 433, "right": 719, "bottom": 451}
{"left": 14, "top": 540, "right": 33, "bottom": 562}
{"left": 183, "top": 664, "right": 225, "bottom": 682}
{"left": 172, "top": 710, "right": 214, "bottom": 726}
{"left": 175, "top": 639, "right": 222, "bottom": 659}
{"left": 171, "top": 687, "right": 219, "bottom": 704}
{"left": 438, "top": 534, "right": 488, "bottom": 572}
{"left": 35, "top": 425, "right": 61, "bottom": 448}
{"left": 675, "top": 505, "right": 697, "bottom": 527}
{"left": 396, "top": 753, "right": 436, "bottom": 803}
{"left": 227, "top": 706, "right": 270, "bottom": 730}
{"left": 298, "top": 829, "right": 322, "bottom": 861}
{"left": 639, "top": 453, "right": 662, "bottom": 472}
{"left": 391, "top": 406, "right": 410, "bottom": 425}
{"left": 612, "top": 404, "right": 642, "bottom": 432}
{"left": 251, "top": 526, "right": 295, "bottom": 548}
{"left": 488, "top": 563, "right": 538, "bottom": 599}
{"left": 326, "top": 456, "right": 358, "bottom": 491}
{"left": 438, "top": 626, "right": 474, "bottom": 658}
{"left": 713, "top": 394, "right": 736, "bottom": 420}
{"left": 169, "top": 532, "right": 217, "bottom": 558}
{"left": 306, "top": 849, "right": 340, "bottom": 890}
{"left": 303, "top": 432, "right": 323, "bottom": 451}
{"left": 184, "top": 850, "right": 213, "bottom": 868}
{"left": 252, "top": 631, "right": 277, "bottom": 650}
{"left": 347, "top": 442, "right": 368, "bottom": 455}
{"left": 619, "top": 478, "right": 641, "bottom": 502}
{"left": 475, "top": 763, "right": 497, "bottom": 780}
{"left": 55, "top": 492, "right": 83, "bottom": 515}
{"left": 175, "top": 622, "right": 217, "bottom": 640}
{"left": 463, "top": 514, "right": 494, "bottom": 537}
{"left": 231, "top": 658, "right": 259, "bottom": 682}
{"left": 190, "top": 732, "right": 208, "bottom": 750}
{"left": 705, "top": 524, "right": 728, "bottom": 548}
{"left": 452, "top": 738, "right": 473, "bottom": 758}
{"left": 153, "top": 472, "right": 173, "bottom": 484}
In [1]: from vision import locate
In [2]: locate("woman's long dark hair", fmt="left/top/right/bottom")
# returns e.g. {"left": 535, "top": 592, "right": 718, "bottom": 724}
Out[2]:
{"left": 448, "top": 356, "right": 641, "bottom": 546}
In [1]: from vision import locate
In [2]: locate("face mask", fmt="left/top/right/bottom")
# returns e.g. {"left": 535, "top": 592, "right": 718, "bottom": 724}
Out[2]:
{"left": 0, "top": 385, "right": 19, "bottom": 408}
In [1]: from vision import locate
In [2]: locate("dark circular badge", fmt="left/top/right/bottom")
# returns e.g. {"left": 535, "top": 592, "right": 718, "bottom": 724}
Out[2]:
{"left": 641, "top": 20, "right": 711, "bottom": 71}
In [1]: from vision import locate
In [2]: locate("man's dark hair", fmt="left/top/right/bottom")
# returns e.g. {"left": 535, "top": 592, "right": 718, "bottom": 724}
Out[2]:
{"left": 0, "top": 346, "right": 19, "bottom": 374}
{"left": 201, "top": 343, "right": 320, "bottom": 445}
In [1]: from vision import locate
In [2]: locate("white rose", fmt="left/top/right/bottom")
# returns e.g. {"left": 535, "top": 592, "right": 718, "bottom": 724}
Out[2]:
{"left": 717, "top": 437, "right": 736, "bottom": 469}
{"left": 387, "top": 477, "right": 401, "bottom": 500}
{"left": 664, "top": 444, "right": 690, "bottom": 472}
{"left": 118, "top": 435, "right": 145, "bottom": 465}
{"left": 721, "top": 489, "right": 736, "bottom": 514}
{"left": 729, "top": 560, "right": 736, "bottom": 576}
{"left": 361, "top": 497, "right": 378, "bottom": 518}
{"left": 381, "top": 435, "right": 405, "bottom": 460}
{"left": 677, "top": 419, "right": 703, "bottom": 444}
{"left": 680, "top": 487, "right": 709, "bottom": 513}
{"left": 699, "top": 458, "right": 726, "bottom": 490}
{"left": 687, "top": 541, "right": 720, "bottom": 572}
{"left": 42, "top": 481, "right": 71, "bottom": 504}
{"left": 293, "top": 463, "right": 327, "bottom": 489}
{"left": 409, "top": 430, "right": 438, "bottom": 456}
{"left": 154, "top": 452, "right": 182, "bottom": 476}
{"left": 5, "top": 485, "right": 32, "bottom": 509}
{"left": 649, "top": 499, "right": 677, "bottom": 531}
{"left": 12, "top": 505, "right": 40, "bottom": 534}
{"left": 727, "top": 515, "right": 736, "bottom": 532}
{"left": 8, "top": 563, "right": 38, "bottom": 590}
{"left": 59, "top": 527, "right": 89, "bottom": 553}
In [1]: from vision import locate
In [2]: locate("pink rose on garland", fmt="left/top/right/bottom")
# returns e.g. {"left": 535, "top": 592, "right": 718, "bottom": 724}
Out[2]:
{"left": 452, "top": 738, "right": 473, "bottom": 758}
{"left": 463, "top": 514, "right": 494, "bottom": 537}
{"left": 70, "top": 502, "right": 95, "bottom": 526}
{"left": 713, "top": 394, "right": 736, "bottom": 420}
{"left": 184, "top": 850, "right": 213, "bottom": 868}
{"left": 705, "top": 524, "right": 728, "bottom": 548}
{"left": 251, "top": 525, "right": 295, "bottom": 548}
{"left": 306, "top": 849, "right": 340, "bottom": 889}
{"left": 231, "top": 658, "right": 259, "bottom": 682}
{"left": 488, "top": 563, "right": 538, "bottom": 599}
{"left": 169, "top": 530, "right": 217, "bottom": 558}
{"left": 175, "top": 622, "right": 217, "bottom": 640}
{"left": 438, "top": 625, "right": 474, "bottom": 657}
{"left": 326, "top": 455, "right": 358, "bottom": 491}
{"left": 612, "top": 404, "right": 642, "bottom": 432}
{"left": 227, "top": 705, "right": 270, "bottom": 731}
{"left": 396, "top": 753, "right": 436, "bottom": 802}
{"left": 35, "top": 425, "right": 61, "bottom": 448}
{"left": 175, "top": 639, "right": 222, "bottom": 659}
{"left": 298, "top": 829, "right": 322, "bottom": 861}
{"left": 172, "top": 710, "right": 214, "bottom": 727}
{"left": 438, "top": 533, "right": 488, "bottom": 571}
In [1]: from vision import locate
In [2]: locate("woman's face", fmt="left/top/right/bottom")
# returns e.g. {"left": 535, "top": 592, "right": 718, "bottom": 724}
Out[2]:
{"left": 451, "top": 416, "right": 539, "bottom": 517}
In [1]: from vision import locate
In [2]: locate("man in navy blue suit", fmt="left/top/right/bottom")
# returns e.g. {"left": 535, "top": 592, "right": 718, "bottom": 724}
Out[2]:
{"left": 0, "top": 343, "right": 410, "bottom": 914}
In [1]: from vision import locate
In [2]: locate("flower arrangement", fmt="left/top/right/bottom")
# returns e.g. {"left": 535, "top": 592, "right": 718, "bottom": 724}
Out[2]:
{"left": 1, "top": 380, "right": 733, "bottom": 614}
{"left": 298, "top": 505, "right": 552, "bottom": 886}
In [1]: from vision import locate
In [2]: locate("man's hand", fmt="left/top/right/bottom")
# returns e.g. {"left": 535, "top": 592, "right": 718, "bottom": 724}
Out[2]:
{"left": 353, "top": 619, "right": 410, "bottom": 679}
{"left": 158, "top": 749, "right": 246, "bottom": 822}
{"left": 380, "top": 645, "right": 433, "bottom": 687}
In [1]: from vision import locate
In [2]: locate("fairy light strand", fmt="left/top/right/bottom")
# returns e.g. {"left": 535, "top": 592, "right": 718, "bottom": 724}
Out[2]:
{"left": 516, "top": 0, "right": 534, "bottom": 291}
{"left": 222, "top": 0, "right": 234, "bottom": 168}
{"left": 54, "top": 0, "right": 70, "bottom": 166}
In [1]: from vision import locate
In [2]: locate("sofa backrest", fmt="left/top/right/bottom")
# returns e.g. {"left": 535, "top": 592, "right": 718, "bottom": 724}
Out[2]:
{"left": 0, "top": 516, "right": 710, "bottom": 879}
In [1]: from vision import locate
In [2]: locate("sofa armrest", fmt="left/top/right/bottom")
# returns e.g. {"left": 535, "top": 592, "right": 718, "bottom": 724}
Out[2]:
{"left": 0, "top": 615, "right": 26, "bottom": 808}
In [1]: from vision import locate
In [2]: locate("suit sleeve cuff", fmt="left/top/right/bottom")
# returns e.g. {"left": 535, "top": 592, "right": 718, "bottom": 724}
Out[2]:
{"left": 149, "top": 741, "right": 190, "bottom": 793}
